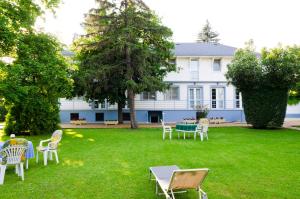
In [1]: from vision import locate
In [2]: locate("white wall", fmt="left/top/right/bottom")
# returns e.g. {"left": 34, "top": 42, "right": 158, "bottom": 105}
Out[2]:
{"left": 165, "top": 57, "right": 232, "bottom": 82}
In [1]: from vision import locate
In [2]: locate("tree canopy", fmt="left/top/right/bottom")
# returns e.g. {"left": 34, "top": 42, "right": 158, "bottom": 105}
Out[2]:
{"left": 0, "top": 0, "right": 60, "bottom": 56}
{"left": 2, "top": 33, "right": 72, "bottom": 135}
{"left": 0, "top": 0, "right": 72, "bottom": 135}
{"left": 226, "top": 43, "right": 300, "bottom": 128}
{"left": 73, "top": 0, "right": 175, "bottom": 128}
{"left": 197, "top": 20, "right": 220, "bottom": 43}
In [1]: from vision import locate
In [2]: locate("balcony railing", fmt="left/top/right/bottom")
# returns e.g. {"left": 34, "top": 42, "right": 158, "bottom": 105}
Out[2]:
{"left": 60, "top": 99, "right": 242, "bottom": 111}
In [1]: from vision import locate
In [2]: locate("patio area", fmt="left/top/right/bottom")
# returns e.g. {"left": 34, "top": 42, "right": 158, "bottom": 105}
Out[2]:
{"left": 0, "top": 127, "right": 299, "bottom": 198}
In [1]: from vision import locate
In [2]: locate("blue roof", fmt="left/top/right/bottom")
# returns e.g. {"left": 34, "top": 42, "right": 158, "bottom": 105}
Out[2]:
{"left": 174, "top": 42, "right": 237, "bottom": 57}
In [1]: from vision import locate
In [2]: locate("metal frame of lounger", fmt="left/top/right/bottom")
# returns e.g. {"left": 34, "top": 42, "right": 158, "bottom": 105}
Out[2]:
{"left": 149, "top": 165, "right": 209, "bottom": 199}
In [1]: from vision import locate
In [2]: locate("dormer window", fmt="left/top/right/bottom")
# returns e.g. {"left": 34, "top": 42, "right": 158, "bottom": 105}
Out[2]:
{"left": 213, "top": 59, "right": 221, "bottom": 72}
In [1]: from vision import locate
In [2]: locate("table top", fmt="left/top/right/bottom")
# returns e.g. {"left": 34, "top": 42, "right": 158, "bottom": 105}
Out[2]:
{"left": 176, "top": 123, "right": 198, "bottom": 131}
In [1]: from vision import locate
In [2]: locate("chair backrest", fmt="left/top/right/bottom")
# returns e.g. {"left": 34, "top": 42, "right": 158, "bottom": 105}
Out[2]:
{"left": 49, "top": 130, "right": 63, "bottom": 149}
{"left": 168, "top": 168, "right": 209, "bottom": 190}
{"left": 202, "top": 125, "right": 209, "bottom": 133}
{"left": 199, "top": 118, "right": 209, "bottom": 125}
{"left": 161, "top": 119, "right": 165, "bottom": 127}
{"left": 0, "top": 145, "right": 27, "bottom": 165}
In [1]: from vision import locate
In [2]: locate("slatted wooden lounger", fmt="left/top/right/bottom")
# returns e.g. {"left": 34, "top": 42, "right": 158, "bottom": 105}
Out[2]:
{"left": 149, "top": 165, "right": 209, "bottom": 199}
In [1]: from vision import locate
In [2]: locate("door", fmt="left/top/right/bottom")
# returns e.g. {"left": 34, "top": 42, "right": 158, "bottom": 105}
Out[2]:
{"left": 148, "top": 111, "right": 162, "bottom": 123}
{"left": 189, "top": 88, "right": 202, "bottom": 109}
{"left": 211, "top": 88, "right": 225, "bottom": 109}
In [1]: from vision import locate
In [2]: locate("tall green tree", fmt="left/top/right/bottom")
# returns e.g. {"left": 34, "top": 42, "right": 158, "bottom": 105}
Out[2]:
{"left": 0, "top": 0, "right": 71, "bottom": 135}
{"left": 2, "top": 33, "right": 72, "bottom": 135}
{"left": 73, "top": 0, "right": 127, "bottom": 124}
{"left": 74, "top": 0, "right": 175, "bottom": 128}
{"left": 197, "top": 20, "right": 220, "bottom": 43}
{"left": 0, "top": 0, "right": 60, "bottom": 57}
{"left": 226, "top": 43, "right": 300, "bottom": 128}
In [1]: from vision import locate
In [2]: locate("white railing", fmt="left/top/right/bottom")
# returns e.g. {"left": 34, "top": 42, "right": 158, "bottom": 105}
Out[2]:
{"left": 59, "top": 99, "right": 242, "bottom": 111}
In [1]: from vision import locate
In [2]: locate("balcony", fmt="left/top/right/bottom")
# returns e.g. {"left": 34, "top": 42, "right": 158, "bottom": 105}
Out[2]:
{"left": 59, "top": 99, "right": 242, "bottom": 111}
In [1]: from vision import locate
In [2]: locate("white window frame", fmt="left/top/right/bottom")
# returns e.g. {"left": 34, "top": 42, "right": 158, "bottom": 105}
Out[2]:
{"left": 141, "top": 92, "right": 157, "bottom": 101}
{"left": 164, "top": 86, "right": 180, "bottom": 101}
{"left": 212, "top": 58, "right": 222, "bottom": 72}
{"left": 211, "top": 87, "right": 225, "bottom": 109}
{"left": 189, "top": 58, "right": 199, "bottom": 80}
{"left": 188, "top": 87, "right": 203, "bottom": 109}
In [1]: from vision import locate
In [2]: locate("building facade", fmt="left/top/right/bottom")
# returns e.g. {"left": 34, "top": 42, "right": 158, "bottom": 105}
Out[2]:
{"left": 59, "top": 43, "right": 300, "bottom": 123}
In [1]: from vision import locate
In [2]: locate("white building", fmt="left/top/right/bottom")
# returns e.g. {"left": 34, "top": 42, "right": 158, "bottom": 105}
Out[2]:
{"left": 59, "top": 43, "right": 300, "bottom": 123}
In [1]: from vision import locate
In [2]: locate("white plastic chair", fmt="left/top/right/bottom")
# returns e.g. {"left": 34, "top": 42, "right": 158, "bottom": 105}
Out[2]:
{"left": 197, "top": 124, "right": 209, "bottom": 141}
{"left": 0, "top": 145, "right": 27, "bottom": 184}
{"left": 161, "top": 120, "right": 172, "bottom": 140}
{"left": 36, "top": 130, "right": 62, "bottom": 166}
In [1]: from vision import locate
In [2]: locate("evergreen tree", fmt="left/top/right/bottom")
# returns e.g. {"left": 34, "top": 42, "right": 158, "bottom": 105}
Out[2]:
{"left": 74, "top": 0, "right": 175, "bottom": 128}
{"left": 197, "top": 20, "right": 220, "bottom": 43}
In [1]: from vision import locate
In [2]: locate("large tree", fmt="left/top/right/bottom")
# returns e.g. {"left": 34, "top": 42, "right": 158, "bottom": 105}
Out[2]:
{"left": 2, "top": 33, "right": 72, "bottom": 135}
{"left": 74, "top": 0, "right": 175, "bottom": 128}
{"left": 0, "top": 0, "right": 72, "bottom": 135}
{"left": 197, "top": 20, "right": 220, "bottom": 43}
{"left": 226, "top": 43, "right": 300, "bottom": 128}
{"left": 0, "top": 0, "right": 60, "bottom": 57}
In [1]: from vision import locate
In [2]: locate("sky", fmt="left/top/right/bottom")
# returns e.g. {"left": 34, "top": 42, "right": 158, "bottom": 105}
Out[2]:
{"left": 37, "top": 0, "right": 300, "bottom": 50}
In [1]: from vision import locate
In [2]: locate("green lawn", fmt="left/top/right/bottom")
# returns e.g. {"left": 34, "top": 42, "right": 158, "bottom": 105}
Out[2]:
{"left": 0, "top": 127, "right": 299, "bottom": 199}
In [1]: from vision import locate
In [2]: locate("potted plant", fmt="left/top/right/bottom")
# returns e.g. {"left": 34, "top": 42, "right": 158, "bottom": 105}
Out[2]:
{"left": 195, "top": 104, "right": 209, "bottom": 121}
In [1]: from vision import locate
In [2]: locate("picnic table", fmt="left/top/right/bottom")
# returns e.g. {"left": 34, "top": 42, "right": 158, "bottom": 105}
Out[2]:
{"left": 0, "top": 140, "right": 35, "bottom": 169}
{"left": 175, "top": 123, "right": 198, "bottom": 139}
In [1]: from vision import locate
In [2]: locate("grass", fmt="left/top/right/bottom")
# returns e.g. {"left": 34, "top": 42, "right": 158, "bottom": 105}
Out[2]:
{"left": 0, "top": 127, "right": 299, "bottom": 199}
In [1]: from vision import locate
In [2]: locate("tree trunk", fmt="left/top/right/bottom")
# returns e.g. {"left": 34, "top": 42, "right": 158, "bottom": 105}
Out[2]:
{"left": 124, "top": 0, "right": 137, "bottom": 129}
{"left": 128, "top": 89, "right": 138, "bottom": 129}
{"left": 117, "top": 102, "right": 123, "bottom": 124}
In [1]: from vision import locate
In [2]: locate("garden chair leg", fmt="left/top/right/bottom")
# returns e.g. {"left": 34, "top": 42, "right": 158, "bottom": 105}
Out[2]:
{"left": 0, "top": 165, "right": 6, "bottom": 185}
{"left": 43, "top": 151, "right": 48, "bottom": 166}
{"left": 54, "top": 150, "right": 59, "bottom": 164}
{"left": 170, "top": 189, "right": 175, "bottom": 199}
{"left": 49, "top": 151, "right": 53, "bottom": 160}
{"left": 20, "top": 163, "right": 24, "bottom": 181}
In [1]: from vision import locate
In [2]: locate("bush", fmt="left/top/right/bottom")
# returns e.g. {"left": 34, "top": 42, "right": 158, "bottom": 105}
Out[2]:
{"left": 1, "top": 33, "right": 72, "bottom": 135}
{"left": 242, "top": 88, "right": 288, "bottom": 128}
{"left": 226, "top": 44, "right": 300, "bottom": 128}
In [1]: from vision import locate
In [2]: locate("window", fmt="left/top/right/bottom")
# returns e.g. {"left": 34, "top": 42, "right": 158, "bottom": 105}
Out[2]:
{"left": 213, "top": 59, "right": 221, "bottom": 71}
{"left": 70, "top": 113, "right": 79, "bottom": 121}
{"left": 164, "top": 87, "right": 180, "bottom": 100}
{"left": 141, "top": 92, "right": 156, "bottom": 100}
{"left": 123, "top": 112, "right": 130, "bottom": 121}
{"left": 189, "top": 87, "right": 203, "bottom": 109}
{"left": 211, "top": 88, "right": 225, "bottom": 109}
{"left": 100, "top": 102, "right": 106, "bottom": 109}
{"left": 235, "top": 90, "right": 241, "bottom": 108}
{"left": 95, "top": 113, "right": 104, "bottom": 121}
{"left": 190, "top": 59, "right": 199, "bottom": 80}
{"left": 169, "top": 58, "right": 176, "bottom": 65}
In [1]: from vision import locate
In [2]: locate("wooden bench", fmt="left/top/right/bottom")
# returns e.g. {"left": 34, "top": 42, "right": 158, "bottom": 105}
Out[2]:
{"left": 70, "top": 120, "right": 87, "bottom": 125}
{"left": 104, "top": 120, "right": 119, "bottom": 125}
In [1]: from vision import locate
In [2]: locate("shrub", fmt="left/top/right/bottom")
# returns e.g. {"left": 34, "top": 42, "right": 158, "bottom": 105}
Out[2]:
{"left": 226, "top": 44, "right": 300, "bottom": 128}
{"left": 1, "top": 33, "right": 72, "bottom": 135}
